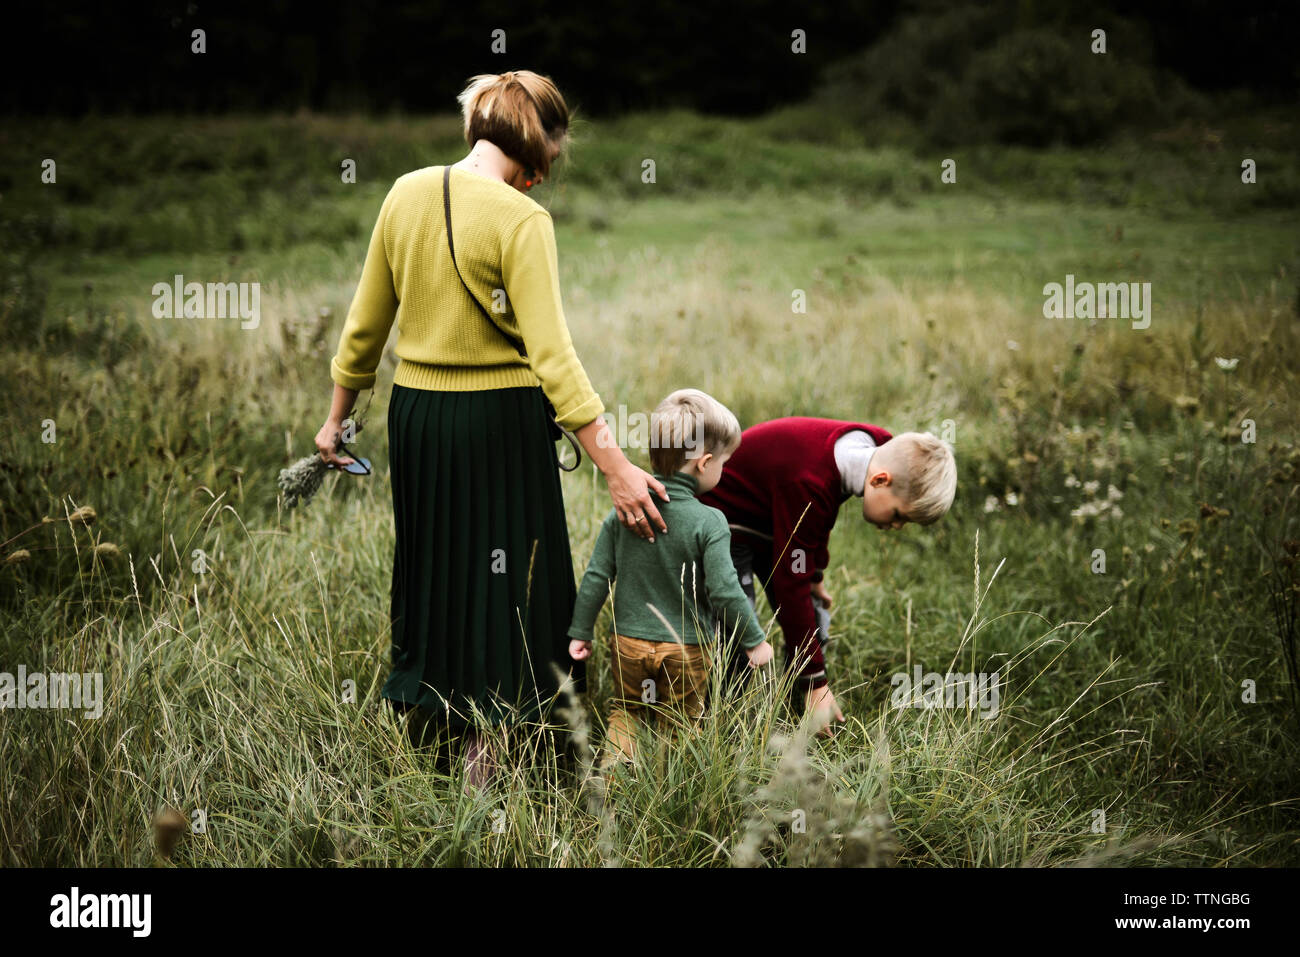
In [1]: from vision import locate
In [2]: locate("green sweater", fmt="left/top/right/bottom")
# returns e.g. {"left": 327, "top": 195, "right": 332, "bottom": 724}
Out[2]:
{"left": 568, "top": 472, "right": 767, "bottom": 649}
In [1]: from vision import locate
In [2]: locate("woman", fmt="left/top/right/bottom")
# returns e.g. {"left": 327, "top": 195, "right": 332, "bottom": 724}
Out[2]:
{"left": 315, "top": 70, "right": 666, "bottom": 786}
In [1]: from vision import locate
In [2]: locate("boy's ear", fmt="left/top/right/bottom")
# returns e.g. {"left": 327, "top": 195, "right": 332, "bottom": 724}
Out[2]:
{"left": 869, "top": 468, "right": 892, "bottom": 488}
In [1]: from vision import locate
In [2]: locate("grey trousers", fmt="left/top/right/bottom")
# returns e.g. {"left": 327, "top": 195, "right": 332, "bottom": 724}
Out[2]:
{"left": 725, "top": 530, "right": 831, "bottom": 686}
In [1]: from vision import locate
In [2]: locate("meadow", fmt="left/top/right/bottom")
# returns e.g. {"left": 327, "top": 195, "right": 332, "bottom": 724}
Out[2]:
{"left": 1, "top": 108, "right": 1297, "bottom": 866}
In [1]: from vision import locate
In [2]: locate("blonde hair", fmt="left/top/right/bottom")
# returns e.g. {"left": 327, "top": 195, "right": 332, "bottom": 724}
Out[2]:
{"left": 457, "top": 70, "right": 570, "bottom": 178}
{"left": 649, "top": 389, "right": 742, "bottom": 476}
{"left": 874, "top": 432, "right": 957, "bottom": 525}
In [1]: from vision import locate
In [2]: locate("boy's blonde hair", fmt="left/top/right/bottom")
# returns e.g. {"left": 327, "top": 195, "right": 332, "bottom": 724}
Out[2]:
{"left": 457, "top": 70, "right": 570, "bottom": 178}
{"left": 649, "top": 389, "right": 742, "bottom": 476}
{"left": 873, "top": 431, "right": 957, "bottom": 525}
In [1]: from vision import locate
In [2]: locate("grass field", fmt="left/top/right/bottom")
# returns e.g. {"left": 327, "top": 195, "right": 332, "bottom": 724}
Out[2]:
{"left": 1, "top": 110, "right": 1298, "bottom": 866}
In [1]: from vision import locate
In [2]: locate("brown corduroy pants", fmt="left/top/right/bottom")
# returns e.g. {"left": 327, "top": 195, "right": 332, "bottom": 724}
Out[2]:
{"left": 604, "top": 633, "right": 710, "bottom": 766}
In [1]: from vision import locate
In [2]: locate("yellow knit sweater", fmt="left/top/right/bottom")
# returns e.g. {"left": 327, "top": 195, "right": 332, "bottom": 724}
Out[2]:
{"left": 330, "top": 165, "right": 605, "bottom": 431}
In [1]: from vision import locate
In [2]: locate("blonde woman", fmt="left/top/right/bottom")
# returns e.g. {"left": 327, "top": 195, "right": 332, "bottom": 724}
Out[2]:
{"left": 316, "top": 71, "right": 666, "bottom": 786}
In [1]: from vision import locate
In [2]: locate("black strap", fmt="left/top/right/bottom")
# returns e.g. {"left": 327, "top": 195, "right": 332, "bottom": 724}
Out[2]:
{"left": 441, "top": 166, "right": 582, "bottom": 471}
{"left": 442, "top": 166, "right": 529, "bottom": 358}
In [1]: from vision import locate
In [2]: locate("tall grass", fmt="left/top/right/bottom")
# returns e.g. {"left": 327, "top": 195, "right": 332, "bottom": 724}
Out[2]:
{"left": 1, "top": 485, "right": 1241, "bottom": 865}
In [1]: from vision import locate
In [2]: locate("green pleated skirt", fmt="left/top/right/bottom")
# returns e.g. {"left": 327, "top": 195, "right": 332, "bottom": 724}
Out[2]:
{"left": 383, "top": 383, "right": 584, "bottom": 729}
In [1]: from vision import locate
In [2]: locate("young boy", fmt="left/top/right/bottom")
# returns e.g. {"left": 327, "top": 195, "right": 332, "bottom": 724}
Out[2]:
{"left": 568, "top": 389, "right": 774, "bottom": 765}
{"left": 698, "top": 418, "right": 957, "bottom": 736}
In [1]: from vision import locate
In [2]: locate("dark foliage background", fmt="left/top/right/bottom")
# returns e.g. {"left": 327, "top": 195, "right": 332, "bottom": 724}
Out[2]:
{"left": 2, "top": 0, "right": 1296, "bottom": 120}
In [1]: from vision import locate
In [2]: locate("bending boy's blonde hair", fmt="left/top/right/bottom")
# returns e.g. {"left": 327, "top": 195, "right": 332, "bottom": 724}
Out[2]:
{"left": 649, "top": 389, "right": 742, "bottom": 475}
{"left": 874, "top": 431, "right": 957, "bottom": 524}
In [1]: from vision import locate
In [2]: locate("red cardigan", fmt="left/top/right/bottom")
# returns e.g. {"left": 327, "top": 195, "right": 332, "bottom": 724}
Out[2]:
{"left": 699, "top": 417, "right": 893, "bottom": 686}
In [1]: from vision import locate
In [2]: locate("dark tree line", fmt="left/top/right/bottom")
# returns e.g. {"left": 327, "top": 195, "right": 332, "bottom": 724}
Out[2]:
{"left": 2, "top": 0, "right": 1294, "bottom": 117}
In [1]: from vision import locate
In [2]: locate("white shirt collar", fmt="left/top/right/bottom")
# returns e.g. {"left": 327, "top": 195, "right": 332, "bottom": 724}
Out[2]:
{"left": 834, "top": 430, "right": 876, "bottom": 497}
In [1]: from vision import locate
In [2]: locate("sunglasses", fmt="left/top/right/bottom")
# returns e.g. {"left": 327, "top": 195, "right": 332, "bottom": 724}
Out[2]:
{"left": 327, "top": 440, "right": 372, "bottom": 475}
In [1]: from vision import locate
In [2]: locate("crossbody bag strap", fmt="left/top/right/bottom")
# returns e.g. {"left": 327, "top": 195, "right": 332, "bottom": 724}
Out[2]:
{"left": 442, "top": 166, "right": 525, "bottom": 355}
{"left": 441, "top": 166, "right": 582, "bottom": 471}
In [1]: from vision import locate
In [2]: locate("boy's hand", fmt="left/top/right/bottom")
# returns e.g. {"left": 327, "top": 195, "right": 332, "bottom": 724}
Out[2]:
{"left": 805, "top": 685, "right": 845, "bottom": 737}
{"left": 569, "top": 639, "right": 592, "bottom": 661}
{"left": 811, "top": 580, "right": 833, "bottom": 608}
{"left": 745, "top": 640, "right": 774, "bottom": 668}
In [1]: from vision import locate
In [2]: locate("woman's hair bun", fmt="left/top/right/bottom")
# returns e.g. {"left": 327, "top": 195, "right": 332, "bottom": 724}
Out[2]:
{"left": 458, "top": 70, "right": 570, "bottom": 179}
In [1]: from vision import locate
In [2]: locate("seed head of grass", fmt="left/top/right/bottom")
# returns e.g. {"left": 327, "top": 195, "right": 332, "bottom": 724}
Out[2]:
{"left": 278, "top": 454, "right": 329, "bottom": 508}
{"left": 732, "top": 725, "right": 898, "bottom": 868}
{"left": 152, "top": 806, "right": 188, "bottom": 860}
{"left": 67, "top": 505, "right": 97, "bottom": 526}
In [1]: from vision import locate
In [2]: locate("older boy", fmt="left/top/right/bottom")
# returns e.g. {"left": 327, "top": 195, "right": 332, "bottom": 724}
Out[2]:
{"left": 568, "top": 389, "right": 774, "bottom": 765}
{"left": 699, "top": 418, "right": 956, "bottom": 735}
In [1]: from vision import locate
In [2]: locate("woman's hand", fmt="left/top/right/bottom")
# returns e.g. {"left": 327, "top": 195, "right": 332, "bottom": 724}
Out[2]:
{"left": 573, "top": 415, "right": 669, "bottom": 542}
{"left": 315, "top": 418, "right": 355, "bottom": 469}
{"left": 317, "top": 384, "right": 361, "bottom": 469}
{"left": 605, "top": 461, "right": 668, "bottom": 542}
